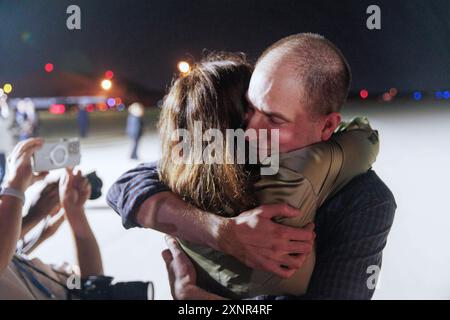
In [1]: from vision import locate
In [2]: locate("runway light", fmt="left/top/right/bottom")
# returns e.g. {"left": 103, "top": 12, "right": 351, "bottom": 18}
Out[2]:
{"left": 98, "top": 102, "right": 108, "bottom": 112}
{"left": 101, "top": 79, "right": 112, "bottom": 90}
{"left": 49, "top": 104, "right": 65, "bottom": 115}
{"left": 3, "top": 83, "right": 12, "bottom": 94}
{"left": 413, "top": 91, "right": 422, "bottom": 101}
{"left": 443, "top": 91, "right": 450, "bottom": 100}
{"left": 178, "top": 61, "right": 191, "bottom": 74}
{"left": 45, "top": 63, "right": 54, "bottom": 73}
{"left": 435, "top": 91, "right": 443, "bottom": 99}
{"left": 382, "top": 92, "right": 392, "bottom": 102}
{"left": 359, "top": 89, "right": 369, "bottom": 99}
{"left": 86, "top": 104, "right": 95, "bottom": 113}
{"left": 389, "top": 88, "right": 398, "bottom": 97}
{"left": 105, "top": 70, "right": 114, "bottom": 79}
{"left": 107, "top": 98, "right": 116, "bottom": 107}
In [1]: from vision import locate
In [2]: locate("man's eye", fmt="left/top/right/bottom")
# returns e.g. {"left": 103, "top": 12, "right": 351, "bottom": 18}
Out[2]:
{"left": 269, "top": 117, "right": 285, "bottom": 125}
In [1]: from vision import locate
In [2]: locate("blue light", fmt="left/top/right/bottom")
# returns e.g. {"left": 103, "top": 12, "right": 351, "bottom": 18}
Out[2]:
{"left": 107, "top": 98, "right": 116, "bottom": 107}
{"left": 413, "top": 91, "right": 422, "bottom": 101}
{"left": 443, "top": 91, "right": 450, "bottom": 100}
{"left": 435, "top": 91, "right": 443, "bottom": 99}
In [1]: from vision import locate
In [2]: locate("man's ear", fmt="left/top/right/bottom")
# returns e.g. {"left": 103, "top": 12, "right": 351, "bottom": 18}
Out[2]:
{"left": 321, "top": 112, "right": 341, "bottom": 141}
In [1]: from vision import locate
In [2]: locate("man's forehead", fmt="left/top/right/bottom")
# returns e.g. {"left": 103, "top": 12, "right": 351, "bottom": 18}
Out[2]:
{"left": 247, "top": 65, "right": 302, "bottom": 119}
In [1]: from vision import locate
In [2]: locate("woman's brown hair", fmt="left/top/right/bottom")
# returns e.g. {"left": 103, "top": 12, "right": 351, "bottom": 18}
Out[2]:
{"left": 158, "top": 52, "right": 255, "bottom": 216}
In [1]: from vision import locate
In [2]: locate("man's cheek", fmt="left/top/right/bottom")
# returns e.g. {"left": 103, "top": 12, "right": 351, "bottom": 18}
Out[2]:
{"left": 277, "top": 129, "right": 295, "bottom": 152}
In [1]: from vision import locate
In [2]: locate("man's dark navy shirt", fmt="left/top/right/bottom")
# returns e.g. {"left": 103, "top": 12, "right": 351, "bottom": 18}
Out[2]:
{"left": 107, "top": 162, "right": 396, "bottom": 300}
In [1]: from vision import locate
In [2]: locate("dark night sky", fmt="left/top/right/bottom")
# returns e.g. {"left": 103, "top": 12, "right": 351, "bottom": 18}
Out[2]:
{"left": 0, "top": 0, "right": 448, "bottom": 94}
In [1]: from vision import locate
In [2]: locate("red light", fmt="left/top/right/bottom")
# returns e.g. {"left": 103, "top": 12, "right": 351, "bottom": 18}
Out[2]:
{"left": 382, "top": 92, "right": 392, "bottom": 102}
{"left": 45, "top": 63, "right": 54, "bottom": 73}
{"left": 105, "top": 70, "right": 114, "bottom": 79}
{"left": 86, "top": 104, "right": 95, "bottom": 113}
{"left": 49, "top": 104, "right": 65, "bottom": 114}
{"left": 389, "top": 88, "right": 398, "bottom": 97}
{"left": 359, "top": 89, "right": 369, "bottom": 99}
{"left": 97, "top": 103, "right": 108, "bottom": 112}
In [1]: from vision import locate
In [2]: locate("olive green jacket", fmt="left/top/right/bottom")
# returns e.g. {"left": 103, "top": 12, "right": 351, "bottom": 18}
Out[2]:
{"left": 180, "top": 117, "right": 380, "bottom": 299}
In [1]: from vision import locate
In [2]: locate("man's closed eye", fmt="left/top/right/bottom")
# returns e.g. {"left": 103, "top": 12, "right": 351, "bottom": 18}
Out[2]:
{"left": 269, "top": 116, "right": 287, "bottom": 125}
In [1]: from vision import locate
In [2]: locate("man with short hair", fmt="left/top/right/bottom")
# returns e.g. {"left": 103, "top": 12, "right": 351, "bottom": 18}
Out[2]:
{"left": 245, "top": 33, "right": 351, "bottom": 153}
{"left": 107, "top": 33, "right": 396, "bottom": 299}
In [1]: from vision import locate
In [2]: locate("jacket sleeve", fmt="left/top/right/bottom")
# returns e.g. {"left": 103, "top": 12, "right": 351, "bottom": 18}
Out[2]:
{"left": 106, "top": 161, "right": 171, "bottom": 229}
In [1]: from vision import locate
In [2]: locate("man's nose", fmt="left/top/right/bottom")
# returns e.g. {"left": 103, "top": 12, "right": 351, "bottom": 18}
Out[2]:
{"left": 245, "top": 112, "right": 262, "bottom": 140}
{"left": 244, "top": 112, "right": 263, "bottom": 138}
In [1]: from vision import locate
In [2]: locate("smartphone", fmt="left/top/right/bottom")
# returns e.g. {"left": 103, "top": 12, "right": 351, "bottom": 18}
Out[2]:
{"left": 32, "top": 138, "right": 81, "bottom": 172}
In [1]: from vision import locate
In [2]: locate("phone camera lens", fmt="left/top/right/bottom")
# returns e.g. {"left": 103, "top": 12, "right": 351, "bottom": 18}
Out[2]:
{"left": 50, "top": 145, "right": 69, "bottom": 166}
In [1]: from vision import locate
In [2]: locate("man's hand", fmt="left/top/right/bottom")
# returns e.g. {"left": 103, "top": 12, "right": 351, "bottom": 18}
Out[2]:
{"left": 162, "top": 236, "right": 197, "bottom": 300}
{"left": 218, "top": 204, "right": 315, "bottom": 278}
{"left": 162, "top": 236, "right": 224, "bottom": 300}
{"left": 5, "top": 138, "right": 48, "bottom": 192}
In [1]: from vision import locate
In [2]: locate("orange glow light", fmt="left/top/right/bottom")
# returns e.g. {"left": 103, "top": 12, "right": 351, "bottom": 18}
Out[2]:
{"left": 101, "top": 79, "right": 112, "bottom": 90}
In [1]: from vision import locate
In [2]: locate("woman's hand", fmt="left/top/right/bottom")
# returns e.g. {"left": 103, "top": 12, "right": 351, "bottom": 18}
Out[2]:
{"left": 5, "top": 138, "right": 48, "bottom": 192}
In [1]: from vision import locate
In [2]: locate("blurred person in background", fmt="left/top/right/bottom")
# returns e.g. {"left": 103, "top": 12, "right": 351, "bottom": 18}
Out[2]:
{"left": 25, "top": 99, "right": 39, "bottom": 138}
{"left": 126, "top": 102, "right": 145, "bottom": 160}
{"left": 0, "top": 94, "right": 15, "bottom": 185}
{"left": 15, "top": 99, "right": 39, "bottom": 141}
{"left": 77, "top": 106, "right": 89, "bottom": 138}
{"left": 14, "top": 99, "right": 27, "bottom": 140}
